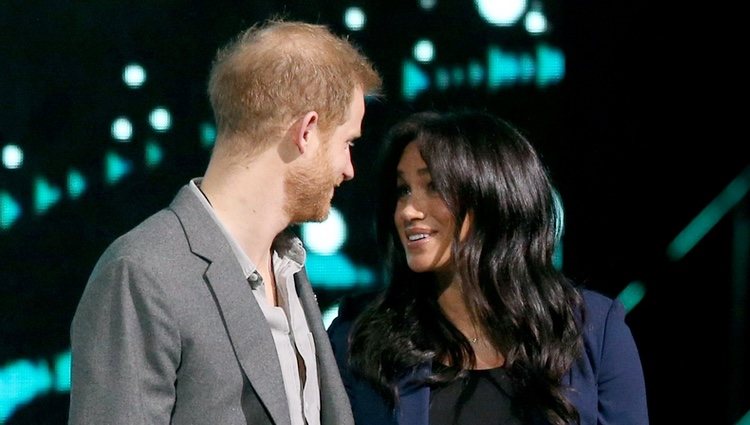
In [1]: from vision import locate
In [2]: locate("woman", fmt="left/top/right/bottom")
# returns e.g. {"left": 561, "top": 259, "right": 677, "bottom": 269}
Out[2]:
{"left": 328, "top": 110, "right": 648, "bottom": 424}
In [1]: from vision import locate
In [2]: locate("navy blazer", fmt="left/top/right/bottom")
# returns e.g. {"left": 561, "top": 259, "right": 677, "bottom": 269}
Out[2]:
{"left": 328, "top": 289, "right": 649, "bottom": 425}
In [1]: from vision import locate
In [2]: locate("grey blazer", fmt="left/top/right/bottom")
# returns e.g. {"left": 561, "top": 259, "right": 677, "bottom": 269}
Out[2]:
{"left": 69, "top": 185, "right": 354, "bottom": 425}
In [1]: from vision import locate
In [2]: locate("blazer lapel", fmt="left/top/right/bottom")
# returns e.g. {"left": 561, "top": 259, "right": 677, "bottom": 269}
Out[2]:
{"left": 396, "top": 363, "right": 431, "bottom": 425}
{"left": 295, "top": 269, "right": 354, "bottom": 425}
{"left": 170, "top": 186, "right": 291, "bottom": 425}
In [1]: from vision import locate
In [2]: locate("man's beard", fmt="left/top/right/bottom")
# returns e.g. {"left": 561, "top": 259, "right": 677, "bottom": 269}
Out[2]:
{"left": 284, "top": 151, "right": 336, "bottom": 224}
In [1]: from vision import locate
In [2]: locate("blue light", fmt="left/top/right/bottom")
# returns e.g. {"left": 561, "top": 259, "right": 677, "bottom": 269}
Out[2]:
{"left": 552, "top": 188, "right": 565, "bottom": 269}
{"left": 667, "top": 165, "right": 750, "bottom": 261}
{"left": 536, "top": 43, "right": 565, "bottom": 87}
{"left": 2, "top": 144, "right": 23, "bottom": 169}
{"left": 149, "top": 107, "right": 171, "bottom": 132}
{"left": 487, "top": 46, "right": 519, "bottom": 89}
{"left": 617, "top": 281, "right": 647, "bottom": 313}
{"left": 435, "top": 67, "right": 450, "bottom": 90}
{"left": 518, "top": 52, "right": 536, "bottom": 82}
{"left": 111, "top": 117, "right": 133, "bottom": 142}
{"left": 0, "top": 358, "right": 53, "bottom": 422}
{"left": 33, "top": 175, "right": 62, "bottom": 215}
{"left": 200, "top": 122, "right": 216, "bottom": 149}
{"left": 524, "top": 10, "right": 547, "bottom": 34}
{"left": 322, "top": 303, "right": 340, "bottom": 329}
{"left": 413, "top": 39, "right": 435, "bottom": 63}
{"left": 467, "top": 60, "right": 484, "bottom": 87}
{"left": 53, "top": 351, "right": 71, "bottom": 392}
{"left": 301, "top": 207, "right": 346, "bottom": 255}
{"left": 0, "top": 350, "right": 71, "bottom": 422}
{"left": 474, "top": 0, "right": 527, "bottom": 26}
{"left": 344, "top": 7, "right": 366, "bottom": 31}
{"left": 451, "top": 66, "right": 465, "bottom": 86}
{"left": 419, "top": 0, "right": 437, "bottom": 10}
{"left": 402, "top": 60, "right": 430, "bottom": 101}
{"left": 67, "top": 168, "right": 87, "bottom": 200}
{"left": 305, "top": 252, "right": 375, "bottom": 290}
{"left": 145, "top": 139, "right": 163, "bottom": 169}
{"left": 123, "top": 63, "right": 146, "bottom": 89}
{"left": 0, "top": 191, "right": 22, "bottom": 230}
{"left": 104, "top": 150, "right": 133, "bottom": 185}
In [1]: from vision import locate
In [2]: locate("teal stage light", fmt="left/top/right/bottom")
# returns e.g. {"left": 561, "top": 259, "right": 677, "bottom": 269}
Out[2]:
{"left": 122, "top": 63, "right": 147, "bottom": 89}
{"left": 104, "top": 150, "right": 133, "bottom": 186}
{"left": 0, "top": 191, "right": 22, "bottom": 230}
{"left": 344, "top": 7, "right": 366, "bottom": 31}
{"left": 0, "top": 350, "right": 71, "bottom": 423}
{"left": 200, "top": 122, "right": 216, "bottom": 149}
{"left": 67, "top": 168, "right": 87, "bottom": 200}
{"left": 33, "top": 176, "right": 62, "bottom": 215}
{"left": 145, "top": 139, "right": 164, "bottom": 169}
{"left": 474, "top": 0, "right": 527, "bottom": 26}
{"left": 111, "top": 117, "right": 133, "bottom": 142}
{"left": 2, "top": 144, "right": 23, "bottom": 170}
{"left": 149, "top": 107, "right": 172, "bottom": 132}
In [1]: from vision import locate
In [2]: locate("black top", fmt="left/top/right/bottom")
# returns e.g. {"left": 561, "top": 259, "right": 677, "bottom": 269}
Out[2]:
{"left": 429, "top": 363, "right": 521, "bottom": 425}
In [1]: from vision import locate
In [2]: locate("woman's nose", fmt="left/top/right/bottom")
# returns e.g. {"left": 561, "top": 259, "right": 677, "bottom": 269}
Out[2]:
{"left": 398, "top": 200, "right": 425, "bottom": 221}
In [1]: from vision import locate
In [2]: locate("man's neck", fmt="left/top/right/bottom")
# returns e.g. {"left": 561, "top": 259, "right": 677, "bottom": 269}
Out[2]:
{"left": 200, "top": 151, "right": 290, "bottom": 269}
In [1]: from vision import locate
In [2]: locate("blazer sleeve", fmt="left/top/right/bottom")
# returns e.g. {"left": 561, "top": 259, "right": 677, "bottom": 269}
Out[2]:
{"left": 591, "top": 294, "right": 650, "bottom": 425}
{"left": 69, "top": 255, "right": 180, "bottom": 425}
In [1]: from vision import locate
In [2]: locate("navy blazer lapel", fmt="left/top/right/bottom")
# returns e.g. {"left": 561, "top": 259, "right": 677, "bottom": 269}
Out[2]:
{"left": 169, "top": 186, "right": 291, "bottom": 425}
{"left": 396, "top": 363, "right": 431, "bottom": 425}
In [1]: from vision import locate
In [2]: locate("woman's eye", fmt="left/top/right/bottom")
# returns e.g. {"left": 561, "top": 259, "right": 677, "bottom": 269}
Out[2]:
{"left": 395, "top": 184, "right": 410, "bottom": 198}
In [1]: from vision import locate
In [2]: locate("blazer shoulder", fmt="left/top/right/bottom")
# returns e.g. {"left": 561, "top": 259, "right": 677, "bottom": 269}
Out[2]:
{"left": 578, "top": 288, "right": 638, "bottom": 369}
{"left": 327, "top": 288, "right": 383, "bottom": 349}
{"left": 580, "top": 288, "right": 625, "bottom": 328}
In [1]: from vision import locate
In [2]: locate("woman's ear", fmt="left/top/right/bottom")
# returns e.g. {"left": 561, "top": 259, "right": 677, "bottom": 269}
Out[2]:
{"left": 294, "top": 111, "right": 319, "bottom": 154}
{"left": 460, "top": 210, "right": 474, "bottom": 241}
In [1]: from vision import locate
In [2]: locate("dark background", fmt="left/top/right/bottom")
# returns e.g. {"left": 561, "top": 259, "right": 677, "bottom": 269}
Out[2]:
{"left": 1, "top": 1, "right": 747, "bottom": 424}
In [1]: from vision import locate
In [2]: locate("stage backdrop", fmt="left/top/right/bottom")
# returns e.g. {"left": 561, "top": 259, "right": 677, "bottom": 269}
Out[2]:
{"left": 1, "top": 1, "right": 748, "bottom": 424}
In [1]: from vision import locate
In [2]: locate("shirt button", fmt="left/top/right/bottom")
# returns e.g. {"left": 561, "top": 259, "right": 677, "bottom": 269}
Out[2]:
{"left": 247, "top": 272, "right": 261, "bottom": 288}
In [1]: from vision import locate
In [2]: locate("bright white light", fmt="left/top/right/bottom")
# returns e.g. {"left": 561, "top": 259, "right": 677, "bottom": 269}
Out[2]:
{"left": 149, "top": 107, "right": 171, "bottom": 132}
{"left": 301, "top": 207, "right": 347, "bottom": 255}
{"left": 111, "top": 117, "right": 133, "bottom": 141}
{"left": 525, "top": 10, "right": 547, "bottom": 34}
{"left": 344, "top": 7, "right": 366, "bottom": 30}
{"left": 419, "top": 0, "right": 437, "bottom": 10}
{"left": 413, "top": 39, "right": 435, "bottom": 63}
{"left": 2, "top": 144, "right": 23, "bottom": 169}
{"left": 123, "top": 63, "right": 146, "bottom": 88}
{"left": 322, "top": 303, "right": 340, "bottom": 329}
{"left": 474, "top": 0, "right": 527, "bottom": 26}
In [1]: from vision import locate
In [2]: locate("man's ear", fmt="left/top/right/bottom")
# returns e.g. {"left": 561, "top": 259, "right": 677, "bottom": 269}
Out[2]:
{"left": 294, "top": 111, "right": 319, "bottom": 154}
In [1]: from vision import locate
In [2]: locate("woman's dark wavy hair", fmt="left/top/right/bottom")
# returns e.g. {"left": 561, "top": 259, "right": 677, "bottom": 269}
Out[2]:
{"left": 349, "top": 110, "right": 584, "bottom": 424}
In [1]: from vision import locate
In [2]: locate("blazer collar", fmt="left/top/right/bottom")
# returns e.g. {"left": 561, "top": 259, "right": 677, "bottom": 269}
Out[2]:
{"left": 395, "top": 363, "right": 431, "bottom": 425}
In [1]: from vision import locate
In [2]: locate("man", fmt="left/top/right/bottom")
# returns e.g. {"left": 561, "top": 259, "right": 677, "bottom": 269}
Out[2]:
{"left": 69, "top": 20, "right": 381, "bottom": 425}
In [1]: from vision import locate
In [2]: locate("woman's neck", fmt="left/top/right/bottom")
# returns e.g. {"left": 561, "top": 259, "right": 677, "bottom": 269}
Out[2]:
{"left": 436, "top": 278, "right": 505, "bottom": 370}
